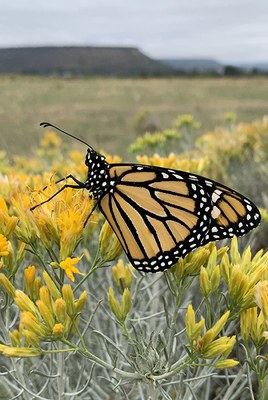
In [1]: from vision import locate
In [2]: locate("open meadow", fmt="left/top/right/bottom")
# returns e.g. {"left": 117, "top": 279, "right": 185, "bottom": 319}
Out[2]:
{"left": 1, "top": 75, "right": 268, "bottom": 156}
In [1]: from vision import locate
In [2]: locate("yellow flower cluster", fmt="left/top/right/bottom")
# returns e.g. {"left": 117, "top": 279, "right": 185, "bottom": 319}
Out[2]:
{"left": 185, "top": 305, "right": 238, "bottom": 369}
{"left": 136, "top": 154, "right": 209, "bottom": 175}
{"left": 0, "top": 267, "right": 87, "bottom": 357}
{"left": 220, "top": 237, "right": 268, "bottom": 310}
{"left": 170, "top": 242, "right": 227, "bottom": 284}
{"left": 0, "top": 181, "right": 96, "bottom": 263}
{"left": 240, "top": 282, "right": 268, "bottom": 346}
{"left": 196, "top": 116, "right": 268, "bottom": 182}
{"left": 174, "top": 114, "right": 201, "bottom": 130}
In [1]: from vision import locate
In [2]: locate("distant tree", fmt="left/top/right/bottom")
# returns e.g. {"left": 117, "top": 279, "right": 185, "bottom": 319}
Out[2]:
{"left": 224, "top": 65, "right": 244, "bottom": 76}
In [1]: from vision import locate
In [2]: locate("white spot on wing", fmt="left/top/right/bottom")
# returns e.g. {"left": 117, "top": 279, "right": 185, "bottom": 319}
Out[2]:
{"left": 212, "top": 192, "right": 220, "bottom": 203}
{"left": 212, "top": 206, "right": 221, "bottom": 219}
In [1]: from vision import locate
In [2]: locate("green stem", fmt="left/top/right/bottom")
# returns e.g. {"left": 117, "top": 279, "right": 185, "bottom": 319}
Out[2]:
{"left": 205, "top": 297, "right": 212, "bottom": 328}
{"left": 166, "top": 305, "right": 178, "bottom": 370}
{"left": 73, "top": 259, "right": 104, "bottom": 294}
{"left": 49, "top": 339, "right": 141, "bottom": 380}
{"left": 57, "top": 343, "right": 65, "bottom": 400}
{"left": 120, "top": 321, "right": 133, "bottom": 343}
{"left": 149, "top": 358, "right": 191, "bottom": 381}
{"left": 29, "top": 244, "right": 62, "bottom": 287}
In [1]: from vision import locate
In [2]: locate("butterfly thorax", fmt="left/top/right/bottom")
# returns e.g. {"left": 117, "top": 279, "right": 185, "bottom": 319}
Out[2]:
{"left": 84, "top": 148, "right": 112, "bottom": 200}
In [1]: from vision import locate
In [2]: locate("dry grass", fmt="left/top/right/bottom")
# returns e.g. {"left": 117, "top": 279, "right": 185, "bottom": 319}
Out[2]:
{"left": 1, "top": 75, "right": 268, "bottom": 157}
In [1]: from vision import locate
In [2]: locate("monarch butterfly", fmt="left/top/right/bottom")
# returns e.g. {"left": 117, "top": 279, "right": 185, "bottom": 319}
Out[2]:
{"left": 31, "top": 122, "right": 261, "bottom": 273}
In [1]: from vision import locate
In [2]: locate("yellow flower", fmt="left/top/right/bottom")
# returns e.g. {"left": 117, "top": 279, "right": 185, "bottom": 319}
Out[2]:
{"left": 220, "top": 237, "right": 267, "bottom": 310}
{"left": 52, "top": 323, "right": 65, "bottom": 337}
{"left": 255, "top": 281, "right": 268, "bottom": 319}
{"left": 20, "top": 311, "right": 49, "bottom": 338}
{"left": 31, "top": 182, "right": 94, "bottom": 258}
{"left": 0, "top": 273, "right": 16, "bottom": 297}
{"left": 214, "top": 359, "right": 239, "bottom": 369}
{"left": 36, "top": 299, "right": 55, "bottom": 330}
{"left": 43, "top": 271, "right": 61, "bottom": 300}
{"left": 99, "top": 221, "right": 123, "bottom": 262}
{"left": 108, "top": 287, "right": 131, "bottom": 323}
{"left": 14, "top": 290, "right": 40, "bottom": 317}
{"left": 74, "top": 291, "right": 88, "bottom": 314}
{"left": 11, "top": 192, "right": 37, "bottom": 244}
{"left": 112, "top": 259, "right": 134, "bottom": 292}
{"left": 240, "top": 307, "right": 266, "bottom": 345}
{"left": 200, "top": 247, "right": 221, "bottom": 297}
{"left": 59, "top": 257, "right": 85, "bottom": 282}
{"left": 174, "top": 114, "right": 201, "bottom": 129}
{"left": 185, "top": 304, "right": 205, "bottom": 342}
{"left": 40, "top": 131, "right": 62, "bottom": 148}
{"left": 24, "top": 265, "right": 36, "bottom": 297}
{"left": 0, "top": 344, "right": 42, "bottom": 358}
{"left": 0, "top": 234, "right": 9, "bottom": 256}
{"left": 136, "top": 154, "right": 209, "bottom": 175}
{"left": 55, "top": 298, "right": 67, "bottom": 323}
{"left": 0, "top": 198, "right": 18, "bottom": 238}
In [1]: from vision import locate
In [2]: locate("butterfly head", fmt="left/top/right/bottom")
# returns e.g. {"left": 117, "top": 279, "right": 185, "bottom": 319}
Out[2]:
{"left": 85, "top": 148, "right": 110, "bottom": 199}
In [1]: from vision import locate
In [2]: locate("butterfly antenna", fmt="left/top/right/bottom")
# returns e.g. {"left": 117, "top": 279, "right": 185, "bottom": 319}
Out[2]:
{"left": 40, "top": 122, "right": 93, "bottom": 149}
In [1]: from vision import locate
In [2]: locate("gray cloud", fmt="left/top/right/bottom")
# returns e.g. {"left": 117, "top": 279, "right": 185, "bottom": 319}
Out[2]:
{"left": 0, "top": 0, "right": 268, "bottom": 61}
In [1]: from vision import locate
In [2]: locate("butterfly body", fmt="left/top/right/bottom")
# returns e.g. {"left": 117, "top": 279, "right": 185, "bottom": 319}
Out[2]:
{"left": 84, "top": 147, "right": 261, "bottom": 273}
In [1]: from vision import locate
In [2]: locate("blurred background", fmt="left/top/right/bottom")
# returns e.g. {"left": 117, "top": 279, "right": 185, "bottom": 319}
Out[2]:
{"left": 1, "top": 0, "right": 268, "bottom": 157}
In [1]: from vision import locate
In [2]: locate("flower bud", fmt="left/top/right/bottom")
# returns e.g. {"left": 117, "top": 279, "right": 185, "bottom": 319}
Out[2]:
{"left": 214, "top": 359, "right": 239, "bottom": 369}
{"left": 0, "top": 234, "right": 9, "bottom": 256}
{"left": 112, "top": 260, "right": 133, "bottom": 292}
{"left": 201, "top": 311, "right": 230, "bottom": 349}
{"left": 62, "top": 284, "right": 75, "bottom": 316}
{"left": 55, "top": 298, "right": 67, "bottom": 323}
{"left": 200, "top": 267, "right": 210, "bottom": 297}
{"left": 52, "top": 323, "right": 65, "bottom": 337}
{"left": 14, "top": 290, "right": 39, "bottom": 317}
{"left": 36, "top": 300, "right": 55, "bottom": 330}
{"left": 33, "top": 277, "right": 42, "bottom": 301}
{"left": 99, "top": 221, "right": 122, "bottom": 262}
{"left": 20, "top": 311, "right": 49, "bottom": 338}
{"left": 24, "top": 265, "right": 36, "bottom": 297}
{"left": 2, "top": 346, "right": 42, "bottom": 358}
{"left": 122, "top": 288, "right": 132, "bottom": 318}
{"left": 0, "top": 273, "right": 16, "bottom": 298}
{"left": 9, "top": 329, "right": 22, "bottom": 347}
{"left": 74, "top": 291, "right": 87, "bottom": 314}
{"left": 22, "top": 329, "right": 40, "bottom": 347}
{"left": 185, "top": 304, "right": 205, "bottom": 342}
{"left": 43, "top": 271, "right": 61, "bottom": 300}
{"left": 108, "top": 287, "right": 131, "bottom": 323}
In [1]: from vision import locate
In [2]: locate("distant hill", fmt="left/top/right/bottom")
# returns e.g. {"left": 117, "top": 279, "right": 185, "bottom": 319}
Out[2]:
{"left": 0, "top": 46, "right": 172, "bottom": 76}
{"left": 158, "top": 58, "right": 224, "bottom": 74}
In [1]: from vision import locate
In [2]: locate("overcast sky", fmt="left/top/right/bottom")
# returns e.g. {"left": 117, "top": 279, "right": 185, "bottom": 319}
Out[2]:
{"left": 1, "top": 0, "right": 268, "bottom": 62}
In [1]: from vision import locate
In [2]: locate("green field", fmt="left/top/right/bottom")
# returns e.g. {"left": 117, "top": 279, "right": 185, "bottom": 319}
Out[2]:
{"left": 1, "top": 75, "right": 268, "bottom": 156}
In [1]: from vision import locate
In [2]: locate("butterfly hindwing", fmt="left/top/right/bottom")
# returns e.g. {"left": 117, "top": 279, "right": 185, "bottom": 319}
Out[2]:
{"left": 194, "top": 179, "right": 261, "bottom": 245}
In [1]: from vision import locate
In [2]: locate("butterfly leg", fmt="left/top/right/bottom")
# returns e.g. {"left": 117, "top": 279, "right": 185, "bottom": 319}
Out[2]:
{"left": 42, "top": 174, "right": 85, "bottom": 191}
{"left": 83, "top": 201, "right": 99, "bottom": 227}
{"left": 30, "top": 183, "right": 85, "bottom": 211}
